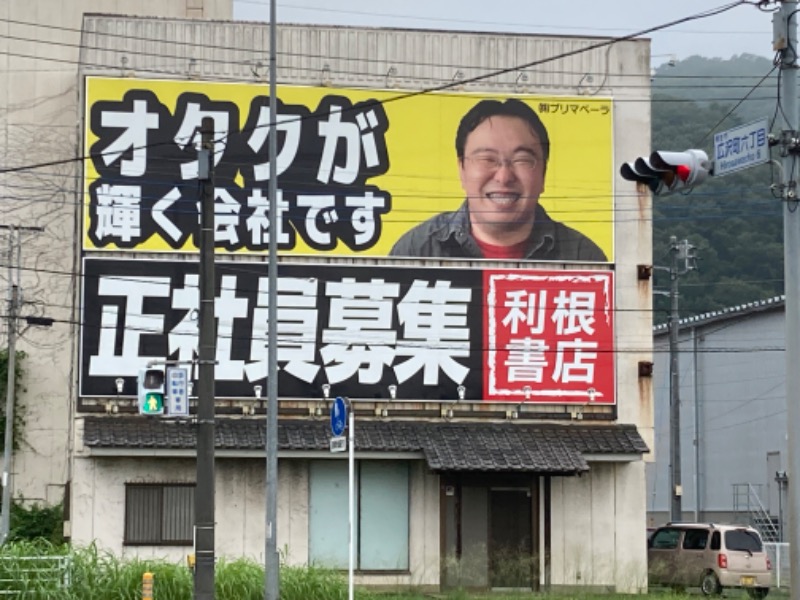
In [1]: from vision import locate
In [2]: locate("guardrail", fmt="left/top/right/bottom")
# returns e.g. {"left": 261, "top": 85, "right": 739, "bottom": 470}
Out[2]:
{"left": 0, "top": 554, "right": 71, "bottom": 596}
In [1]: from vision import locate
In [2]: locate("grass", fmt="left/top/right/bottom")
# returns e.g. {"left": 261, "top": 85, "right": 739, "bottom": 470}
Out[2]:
{"left": 0, "top": 540, "right": 789, "bottom": 599}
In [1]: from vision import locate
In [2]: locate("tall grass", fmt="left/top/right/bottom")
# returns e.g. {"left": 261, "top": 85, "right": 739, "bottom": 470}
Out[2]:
{"left": 1, "top": 540, "right": 762, "bottom": 599}
{"left": 0, "top": 541, "right": 352, "bottom": 600}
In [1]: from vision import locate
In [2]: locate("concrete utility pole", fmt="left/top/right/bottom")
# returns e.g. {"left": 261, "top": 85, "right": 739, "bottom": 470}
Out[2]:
{"left": 666, "top": 236, "right": 696, "bottom": 523}
{"left": 0, "top": 228, "right": 18, "bottom": 544}
{"left": 195, "top": 117, "right": 217, "bottom": 599}
{"left": 0, "top": 224, "right": 43, "bottom": 544}
{"left": 776, "top": 0, "right": 800, "bottom": 593}
{"left": 265, "top": 0, "right": 280, "bottom": 598}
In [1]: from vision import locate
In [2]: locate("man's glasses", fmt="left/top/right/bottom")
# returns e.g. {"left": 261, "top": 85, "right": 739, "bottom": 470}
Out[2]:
{"left": 465, "top": 153, "right": 538, "bottom": 174}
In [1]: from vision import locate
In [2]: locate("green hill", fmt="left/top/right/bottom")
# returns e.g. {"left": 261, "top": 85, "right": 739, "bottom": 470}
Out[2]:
{"left": 649, "top": 54, "right": 786, "bottom": 322}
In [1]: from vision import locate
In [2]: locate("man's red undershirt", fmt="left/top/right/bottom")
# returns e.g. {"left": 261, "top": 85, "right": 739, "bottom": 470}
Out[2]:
{"left": 474, "top": 237, "right": 528, "bottom": 259}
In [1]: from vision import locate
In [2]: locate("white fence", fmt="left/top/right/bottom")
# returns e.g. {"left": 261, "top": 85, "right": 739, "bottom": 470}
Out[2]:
{"left": 765, "top": 542, "right": 789, "bottom": 589}
{"left": 0, "top": 555, "right": 71, "bottom": 596}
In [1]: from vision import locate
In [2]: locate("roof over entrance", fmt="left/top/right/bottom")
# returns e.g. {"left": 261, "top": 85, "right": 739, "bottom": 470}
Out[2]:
{"left": 83, "top": 417, "right": 648, "bottom": 475}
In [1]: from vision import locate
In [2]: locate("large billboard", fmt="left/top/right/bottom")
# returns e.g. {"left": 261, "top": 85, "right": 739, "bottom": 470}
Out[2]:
{"left": 83, "top": 77, "right": 614, "bottom": 261}
{"left": 80, "top": 258, "right": 615, "bottom": 403}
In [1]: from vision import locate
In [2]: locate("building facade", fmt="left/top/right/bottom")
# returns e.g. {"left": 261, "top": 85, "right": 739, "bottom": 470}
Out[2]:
{"left": 650, "top": 297, "right": 788, "bottom": 538}
{"left": 0, "top": 0, "right": 231, "bottom": 524}
{"left": 2, "top": 2, "right": 654, "bottom": 592}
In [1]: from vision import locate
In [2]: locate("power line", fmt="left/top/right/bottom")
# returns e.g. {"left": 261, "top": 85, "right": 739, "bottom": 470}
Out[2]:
{"left": 1, "top": 12, "right": 775, "bottom": 84}
{"left": 237, "top": 0, "right": 762, "bottom": 38}
{"left": 1, "top": 2, "right": 748, "bottom": 177}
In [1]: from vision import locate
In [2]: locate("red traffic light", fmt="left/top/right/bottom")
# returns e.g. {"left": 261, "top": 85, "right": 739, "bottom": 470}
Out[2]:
{"left": 676, "top": 164, "right": 692, "bottom": 182}
{"left": 620, "top": 149, "right": 710, "bottom": 196}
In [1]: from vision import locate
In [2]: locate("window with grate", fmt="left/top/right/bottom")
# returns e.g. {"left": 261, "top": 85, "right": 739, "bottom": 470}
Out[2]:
{"left": 124, "top": 483, "right": 194, "bottom": 545}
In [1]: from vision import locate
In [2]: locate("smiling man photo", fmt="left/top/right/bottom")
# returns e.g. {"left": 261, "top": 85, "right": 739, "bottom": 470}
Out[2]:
{"left": 389, "top": 98, "right": 607, "bottom": 261}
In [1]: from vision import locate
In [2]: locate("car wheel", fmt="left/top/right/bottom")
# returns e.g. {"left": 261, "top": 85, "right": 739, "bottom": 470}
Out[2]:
{"left": 746, "top": 587, "right": 769, "bottom": 599}
{"left": 701, "top": 571, "right": 722, "bottom": 596}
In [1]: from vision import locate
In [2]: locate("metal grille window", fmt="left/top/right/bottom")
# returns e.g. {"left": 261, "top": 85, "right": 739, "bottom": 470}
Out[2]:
{"left": 124, "top": 483, "right": 194, "bottom": 545}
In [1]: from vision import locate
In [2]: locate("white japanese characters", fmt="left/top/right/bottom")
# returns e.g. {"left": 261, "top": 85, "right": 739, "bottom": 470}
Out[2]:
{"left": 81, "top": 263, "right": 613, "bottom": 404}
{"left": 486, "top": 272, "right": 614, "bottom": 402}
{"left": 88, "top": 90, "right": 391, "bottom": 253}
{"left": 82, "top": 260, "right": 475, "bottom": 399}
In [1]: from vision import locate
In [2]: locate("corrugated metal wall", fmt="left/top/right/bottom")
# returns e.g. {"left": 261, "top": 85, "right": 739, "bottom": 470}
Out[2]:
{"left": 79, "top": 16, "right": 648, "bottom": 96}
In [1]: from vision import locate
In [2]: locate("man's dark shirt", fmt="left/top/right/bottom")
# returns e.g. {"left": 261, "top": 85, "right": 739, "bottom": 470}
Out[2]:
{"left": 389, "top": 201, "right": 607, "bottom": 261}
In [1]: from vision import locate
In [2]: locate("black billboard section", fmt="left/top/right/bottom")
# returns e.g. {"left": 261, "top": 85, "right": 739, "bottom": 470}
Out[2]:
{"left": 87, "top": 89, "right": 391, "bottom": 252}
{"left": 80, "top": 259, "right": 482, "bottom": 400}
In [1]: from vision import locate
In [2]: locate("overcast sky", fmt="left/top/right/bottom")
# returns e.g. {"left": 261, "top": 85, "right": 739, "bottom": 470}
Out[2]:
{"left": 233, "top": 0, "right": 778, "bottom": 66}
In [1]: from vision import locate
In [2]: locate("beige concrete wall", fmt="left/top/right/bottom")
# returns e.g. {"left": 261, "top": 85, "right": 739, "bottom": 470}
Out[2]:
{"left": 71, "top": 448, "right": 440, "bottom": 585}
{"left": 0, "top": 0, "right": 232, "bottom": 507}
{"left": 71, "top": 454, "right": 192, "bottom": 562}
{"left": 611, "top": 44, "right": 656, "bottom": 457}
{"left": 549, "top": 461, "right": 647, "bottom": 593}
{"left": 71, "top": 454, "right": 292, "bottom": 562}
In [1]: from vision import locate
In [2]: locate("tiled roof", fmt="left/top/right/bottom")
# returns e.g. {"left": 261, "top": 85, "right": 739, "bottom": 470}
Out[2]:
{"left": 83, "top": 417, "right": 648, "bottom": 475}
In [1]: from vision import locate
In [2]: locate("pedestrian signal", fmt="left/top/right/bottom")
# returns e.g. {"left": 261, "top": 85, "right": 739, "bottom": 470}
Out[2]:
{"left": 138, "top": 368, "right": 165, "bottom": 415}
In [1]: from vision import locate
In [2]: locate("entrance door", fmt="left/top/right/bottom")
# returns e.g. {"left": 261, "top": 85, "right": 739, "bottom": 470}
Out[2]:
{"left": 489, "top": 489, "right": 532, "bottom": 588}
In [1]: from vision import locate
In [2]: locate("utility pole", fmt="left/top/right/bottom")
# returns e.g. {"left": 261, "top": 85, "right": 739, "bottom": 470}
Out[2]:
{"left": 0, "top": 224, "right": 43, "bottom": 544}
{"left": 0, "top": 228, "right": 18, "bottom": 544}
{"left": 775, "top": 0, "right": 800, "bottom": 593}
{"left": 663, "top": 236, "right": 696, "bottom": 523}
{"left": 194, "top": 117, "right": 216, "bottom": 599}
{"left": 669, "top": 237, "right": 682, "bottom": 523}
{"left": 265, "top": 0, "right": 280, "bottom": 598}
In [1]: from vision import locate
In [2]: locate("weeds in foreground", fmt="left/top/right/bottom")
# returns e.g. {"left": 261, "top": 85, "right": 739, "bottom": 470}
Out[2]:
{"left": 0, "top": 540, "right": 782, "bottom": 599}
{"left": 0, "top": 540, "right": 349, "bottom": 600}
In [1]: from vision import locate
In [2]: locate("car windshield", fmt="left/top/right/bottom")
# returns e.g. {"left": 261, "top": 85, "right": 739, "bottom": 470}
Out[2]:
{"left": 725, "top": 529, "right": 763, "bottom": 553}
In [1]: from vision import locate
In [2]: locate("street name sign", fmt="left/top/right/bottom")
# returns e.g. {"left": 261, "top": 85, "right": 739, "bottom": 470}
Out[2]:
{"left": 330, "top": 436, "right": 347, "bottom": 453}
{"left": 166, "top": 367, "right": 189, "bottom": 417}
{"left": 713, "top": 118, "right": 769, "bottom": 177}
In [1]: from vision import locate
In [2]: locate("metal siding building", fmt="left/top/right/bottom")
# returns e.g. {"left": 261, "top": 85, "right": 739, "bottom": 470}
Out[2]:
{"left": 650, "top": 298, "right": 788, "bottom": 535}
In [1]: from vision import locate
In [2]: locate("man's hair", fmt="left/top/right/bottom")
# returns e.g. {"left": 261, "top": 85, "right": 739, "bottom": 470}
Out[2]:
{"left": 455, "top": 98, "right": 550, "bottom": 164}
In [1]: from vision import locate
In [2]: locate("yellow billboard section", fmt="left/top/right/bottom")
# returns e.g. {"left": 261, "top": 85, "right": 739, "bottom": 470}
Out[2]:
{"left": 84, "top": 77, "right": 613, "bottom": 261}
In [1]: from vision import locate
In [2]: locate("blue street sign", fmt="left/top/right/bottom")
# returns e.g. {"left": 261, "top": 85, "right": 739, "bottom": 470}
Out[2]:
{"left": 331, "top": 396, "right": 347, "bottom": 437}
{"left": 713, "top": 118, "right": 769, "bottom": 177}
{"left": 165, "top": 367, "right": 189, "bottom": 417}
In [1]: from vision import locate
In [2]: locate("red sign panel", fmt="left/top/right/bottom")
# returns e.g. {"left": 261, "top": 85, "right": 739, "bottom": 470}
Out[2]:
{"left": 483, "top": 270, "right": 614, "bottom": 404}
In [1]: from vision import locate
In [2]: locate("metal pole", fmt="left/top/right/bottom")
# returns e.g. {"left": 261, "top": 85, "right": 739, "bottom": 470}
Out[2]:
{"left": 777, "top": 471, "right": 787, "bottom": 542}
{"left": 778, "top": 1, "right": 800, "bottom": 592}
{"left": 194, "top": 117, "right": 216, "bottom": 600}
{"left": 692, "top": 328, "right": 700, "bottom": 522}
{"left": 0, "top": 228, "right": 17, "bottom": 544}
{"left": 668, "top": 236, "right": 682, "bottom": 522}
{"left": 265, "top": 1, "right": 280, "bottom": 598}
{"left": 348, "top": 406, "right": 355, "bottom": 600}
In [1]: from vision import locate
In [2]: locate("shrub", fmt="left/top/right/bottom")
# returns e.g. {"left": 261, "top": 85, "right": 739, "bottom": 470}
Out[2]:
{"left": 9, "top": 501, "right": 65, "bottom": 544}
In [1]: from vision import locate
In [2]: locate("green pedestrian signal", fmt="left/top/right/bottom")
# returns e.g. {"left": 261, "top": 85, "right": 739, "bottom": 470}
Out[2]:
{"left": 142, "top": 392, "right": 164, "bottom": 415}
{"left": 138, "top": 368, "right": 165, "bottom": 416}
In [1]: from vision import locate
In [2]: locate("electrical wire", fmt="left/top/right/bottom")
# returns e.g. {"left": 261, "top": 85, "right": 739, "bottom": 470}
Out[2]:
{"left": 0, "top": 1, "right": 749, "bottom": 176}
{"left": 0, "top": 1, "right": 787, "bottom": 352}
{"left": 692, "top": 63, "right": 779, "bottom": 147}
{"left": 0, "top": 11, "right": 774, "bottom": 85}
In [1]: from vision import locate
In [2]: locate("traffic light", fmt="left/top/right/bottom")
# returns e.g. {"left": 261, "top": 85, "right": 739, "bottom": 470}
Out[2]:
{"left": 138, "top": 368, "right": 165, "bottom": 415}
{"left": 620, "top": 149, "right": 710, "bottom": 196}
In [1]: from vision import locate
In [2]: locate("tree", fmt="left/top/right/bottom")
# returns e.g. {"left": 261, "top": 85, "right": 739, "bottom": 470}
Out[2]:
{"left": 650, "top": 56, "right": 785, "bottom": 323}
